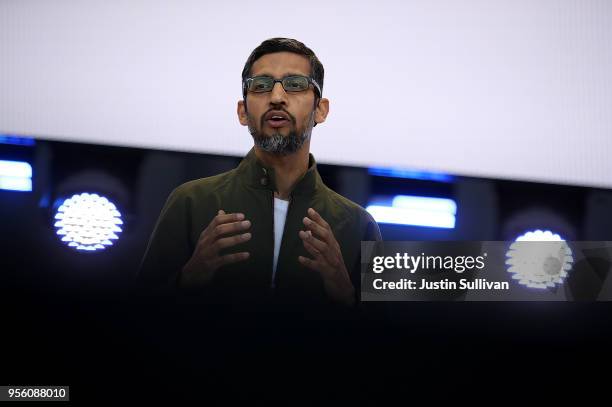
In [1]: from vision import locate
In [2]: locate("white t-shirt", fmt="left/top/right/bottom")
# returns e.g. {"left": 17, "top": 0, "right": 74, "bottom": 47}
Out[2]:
{"left": 271, "top": 197, "right": 290, "bottom": 288}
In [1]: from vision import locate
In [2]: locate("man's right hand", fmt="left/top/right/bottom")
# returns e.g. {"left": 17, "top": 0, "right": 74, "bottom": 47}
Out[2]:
{"left": 178, "top": 209, "right": 251, "bottom": 290}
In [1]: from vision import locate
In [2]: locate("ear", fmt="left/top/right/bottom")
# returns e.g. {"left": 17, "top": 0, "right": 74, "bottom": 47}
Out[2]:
{"left": 237, "top": 99, "right": 248, "bottom": 126}
{"left": 314, "top": 97, "right": 329, "bottom": 125}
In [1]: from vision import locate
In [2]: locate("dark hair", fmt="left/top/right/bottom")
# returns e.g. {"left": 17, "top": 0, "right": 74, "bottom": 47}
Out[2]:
{"left": 241, "top": 37, "right": 324, "bottom": 101}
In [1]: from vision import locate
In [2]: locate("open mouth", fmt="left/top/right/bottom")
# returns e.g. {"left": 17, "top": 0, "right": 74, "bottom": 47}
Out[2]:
{"left": 264, "top": 111, "right": 292, "bottom": 128}
{"left": 266, "top": 116, "right": 290, "bottom": 128}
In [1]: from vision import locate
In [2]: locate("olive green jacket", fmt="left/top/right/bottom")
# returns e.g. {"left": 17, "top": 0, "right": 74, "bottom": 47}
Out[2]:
{"left": 137, "top": 148, "right": 382, "bottom": 305}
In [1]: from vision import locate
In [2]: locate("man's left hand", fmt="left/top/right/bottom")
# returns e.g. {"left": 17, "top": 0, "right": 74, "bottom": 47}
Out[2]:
{"left": 298, "top": 208, "right": 355, "bottom": 306}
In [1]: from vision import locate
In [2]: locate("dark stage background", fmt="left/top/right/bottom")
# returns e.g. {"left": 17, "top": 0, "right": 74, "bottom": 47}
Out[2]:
{"left": 2, "top": 138, "right": 612, "bottom": 403}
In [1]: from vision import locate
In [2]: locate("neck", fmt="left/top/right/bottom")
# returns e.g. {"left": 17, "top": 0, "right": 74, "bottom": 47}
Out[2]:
{"left": 254, "top": 140, "right": 310, "bottom": 200}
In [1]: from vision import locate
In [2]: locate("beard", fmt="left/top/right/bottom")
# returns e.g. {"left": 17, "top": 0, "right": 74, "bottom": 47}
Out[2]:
{"left": 247, "top": 109, "right": 315, "bottom": 156}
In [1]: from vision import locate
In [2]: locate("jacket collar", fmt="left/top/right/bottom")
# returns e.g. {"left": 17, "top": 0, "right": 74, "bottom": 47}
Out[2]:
{"left": 237, "top": 147, "right": 323, "bottom": 197}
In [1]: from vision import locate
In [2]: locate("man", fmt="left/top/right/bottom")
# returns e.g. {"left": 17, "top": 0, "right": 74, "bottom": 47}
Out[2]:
{"left": 138, "top": 38, "right": 381, "bottom": 306}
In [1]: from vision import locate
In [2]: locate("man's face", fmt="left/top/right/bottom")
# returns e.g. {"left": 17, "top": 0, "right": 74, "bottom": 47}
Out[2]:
{"left": 237, "top": 52, "right": 329, "bottom": 155}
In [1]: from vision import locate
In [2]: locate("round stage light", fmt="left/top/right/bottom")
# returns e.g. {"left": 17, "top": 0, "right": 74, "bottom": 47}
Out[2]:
{"left": 53, "top": 192, "right": 123, "bottom": 252}
{"left": 505, "top": 229, "right": 573, "bottom": 289}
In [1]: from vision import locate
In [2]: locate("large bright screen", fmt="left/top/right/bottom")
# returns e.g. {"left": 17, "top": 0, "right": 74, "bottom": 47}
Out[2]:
{"left": 1, "top": 0, "right": 611, "bottom": 188}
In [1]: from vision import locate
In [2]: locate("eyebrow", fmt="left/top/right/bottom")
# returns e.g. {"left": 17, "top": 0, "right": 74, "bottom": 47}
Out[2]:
{"left": 251, "top": 72, "right": 308, "bottom": 78}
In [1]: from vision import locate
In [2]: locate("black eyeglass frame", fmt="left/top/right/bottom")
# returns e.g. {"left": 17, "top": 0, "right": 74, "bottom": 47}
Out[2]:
{"left": 242, "top": 75, "right": 322, "bottom": 99}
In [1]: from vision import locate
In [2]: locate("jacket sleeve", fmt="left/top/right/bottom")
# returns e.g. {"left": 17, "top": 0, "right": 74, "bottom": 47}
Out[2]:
{"left": 136, "top": 186, "right": 194, "bottom": 296}
{"left": 348, "top": 209, "right": 382, "bottom": 306}
{"left": 363, "top": 210, "right": 382, "bottom": 242}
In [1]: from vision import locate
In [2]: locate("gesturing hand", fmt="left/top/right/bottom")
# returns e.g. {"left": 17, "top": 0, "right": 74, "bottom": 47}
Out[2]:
{"left": 298, "top": 208, "right": 355, "bottom": 306}
{"left": 179, "top": 210, "right": 251, "bottom": 290}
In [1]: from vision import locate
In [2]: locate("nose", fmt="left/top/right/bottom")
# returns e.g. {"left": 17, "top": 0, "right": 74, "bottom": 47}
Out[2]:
{"left": 269, "top": 81, "right": 288, "bottom": 106}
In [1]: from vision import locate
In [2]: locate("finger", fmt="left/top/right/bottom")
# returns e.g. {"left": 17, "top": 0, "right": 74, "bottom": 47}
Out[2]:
{"left": 300, "top": 229, "right": 340, "bottom": 266}
{"left": 301, "top": 235, "right": 323, "bottom": 259}
{"left": 214, "top": 220, "right": 251, "bottom": 237}
{"left": 304, "top": 209, "right": 341, "bottom": 250}
{"left": 215, "top": 232, "right": 252, "bottom": 250}
{"left": 299, "top": 229, "right": 328, "bottom": 253}
{"left": 211, "top": 212, "right": 246, "bottom": 228}
{"left": 307, "top": 208, "right": 330, "bottom": 229}
{"left": 217, "top": 252, "right": 250, "bottom": 267}
{"left": 298, "top": 255, "right": 320, "bottom": 271}
{"left": 200, "top": 212, "right": 246, "bottom": 243}
{"left": 302, "top": 217, "right": 330, "bottom": 243}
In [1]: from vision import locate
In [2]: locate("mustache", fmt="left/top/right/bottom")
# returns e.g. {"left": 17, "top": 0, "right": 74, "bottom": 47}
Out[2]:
{"left": 260, "top": 108, "right": 296, "bottom": 127}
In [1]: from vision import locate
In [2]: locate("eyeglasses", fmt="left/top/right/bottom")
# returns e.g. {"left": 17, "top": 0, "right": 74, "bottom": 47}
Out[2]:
{"left": 243, "top": 75, "right": 322, "bottom": 98}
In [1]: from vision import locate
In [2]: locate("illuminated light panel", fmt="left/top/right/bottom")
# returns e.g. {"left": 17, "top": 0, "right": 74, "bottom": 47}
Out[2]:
{"left": 505, "top": 229, "right": 574, "bottom": 289}
{"left": 0, "top": 176, "right": 32, "bottom": 191}
{"left": 366, "top": 195, "right": 457, "bottom": 229}
{"left": 53, "top": 192, "right": 123, "bottom": 252}
{"left": 0, "top": 135, "right": 36, "bottom": 146}
{"left": 368, "top": 167, "right": 454, "bottom": 183}
{"left": 0, "top": 160, "right": 32, "bottom": 178}
{"left": 0, "top": 160, "right": 33, "bottom": 192}
{"left": 392, "top": 195, "right": 457, "bottom": 215}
